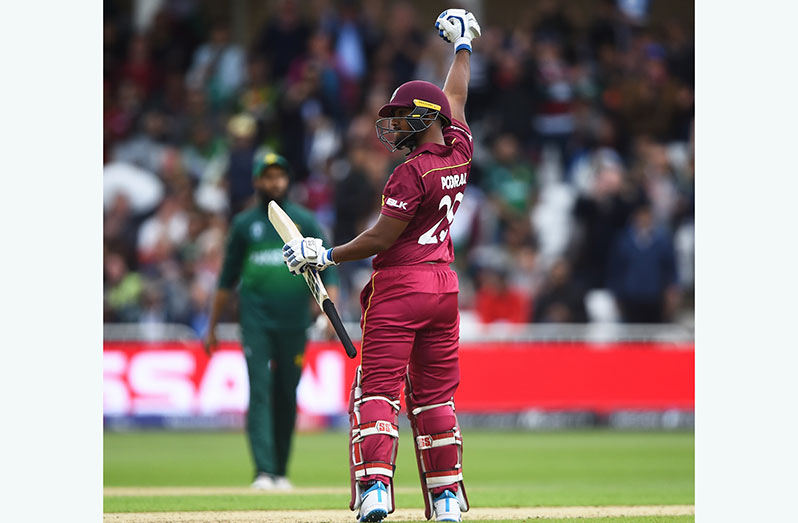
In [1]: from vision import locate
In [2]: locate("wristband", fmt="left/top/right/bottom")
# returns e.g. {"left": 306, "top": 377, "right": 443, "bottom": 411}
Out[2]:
{"left": 453, "top": 37, "right": 472, "bottom": 53}
{"left": 324, "top": 248, "right": 337, "bottom": 266}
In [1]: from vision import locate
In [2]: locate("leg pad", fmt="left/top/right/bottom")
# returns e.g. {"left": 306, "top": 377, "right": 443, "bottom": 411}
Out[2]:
{"left": 349, "top": 367, "right": 400, "bottom": 515}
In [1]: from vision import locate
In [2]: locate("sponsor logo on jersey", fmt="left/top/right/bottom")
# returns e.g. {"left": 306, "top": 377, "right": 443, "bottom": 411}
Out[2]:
{"left": 249, "top": 249, "right": 284, "bottom": 265}
{"left": 385, "top": 197, "right": 408, "bottom": 210}
{"left": 441, "top": 172, "right": 467, "bottom": 190}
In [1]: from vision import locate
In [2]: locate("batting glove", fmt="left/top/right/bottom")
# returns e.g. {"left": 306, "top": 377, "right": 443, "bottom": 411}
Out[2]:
{"left": 435, "top": 8, "right": 481, "bottom": 53}
{"left": 282, "top": 237, "right": 336, "bottom": 275}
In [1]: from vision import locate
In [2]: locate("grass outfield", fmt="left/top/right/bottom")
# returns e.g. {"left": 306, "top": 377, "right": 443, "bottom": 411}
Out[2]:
{"left": 104, "top": 429, "right": 694, "bottom": 520}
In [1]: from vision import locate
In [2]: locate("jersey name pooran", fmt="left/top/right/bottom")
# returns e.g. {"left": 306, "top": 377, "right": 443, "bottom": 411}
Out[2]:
{"left": 374, "top": 119, "right": 473, "bottom": 269}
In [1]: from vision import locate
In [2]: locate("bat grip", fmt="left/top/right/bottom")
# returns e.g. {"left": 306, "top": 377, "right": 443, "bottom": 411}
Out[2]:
{"left": 322, "top": 299, "right": 357, "bottom": 359}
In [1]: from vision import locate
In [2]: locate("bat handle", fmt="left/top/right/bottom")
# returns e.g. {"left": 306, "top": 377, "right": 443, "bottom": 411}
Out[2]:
{"left": 322, "top": 299, "right": 358, "bottom": 359}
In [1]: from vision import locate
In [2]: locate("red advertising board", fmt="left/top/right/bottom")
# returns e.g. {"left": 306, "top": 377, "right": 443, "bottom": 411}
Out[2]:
{"left": 103, "top": 341, "right": 693, "bottom": 417}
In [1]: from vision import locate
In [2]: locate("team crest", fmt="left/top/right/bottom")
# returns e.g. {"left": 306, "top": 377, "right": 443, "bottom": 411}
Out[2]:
{"left": 251, "top": 222, "right": 264, "bottom": 239}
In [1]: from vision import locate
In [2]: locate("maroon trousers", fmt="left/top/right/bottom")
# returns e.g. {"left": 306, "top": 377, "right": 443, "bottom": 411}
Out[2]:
{"left": 355, "top": 264, "right": 461, "bottom": 491}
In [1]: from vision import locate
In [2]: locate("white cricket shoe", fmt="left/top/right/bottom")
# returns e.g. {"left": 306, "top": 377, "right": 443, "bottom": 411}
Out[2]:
{"left": 273, "top": 476, "right": 293, "bottom": 490}
{"left": 359, "top": 481, "right": 389, "bottom": 522}
{"left": 250, "top": 473, "right": 276, "bottom": 490}
{"left": 433, "top": 490, "right": 461, "bottom": 522}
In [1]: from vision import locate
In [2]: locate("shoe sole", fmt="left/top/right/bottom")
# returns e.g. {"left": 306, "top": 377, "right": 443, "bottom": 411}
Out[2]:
{"left": 360, "top": 509, "right": 388, "bottom": 522}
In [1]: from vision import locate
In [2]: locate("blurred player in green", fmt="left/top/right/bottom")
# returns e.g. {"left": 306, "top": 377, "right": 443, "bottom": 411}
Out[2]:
{"left": 204, "top": 152, "right": 339, "bottom": 489}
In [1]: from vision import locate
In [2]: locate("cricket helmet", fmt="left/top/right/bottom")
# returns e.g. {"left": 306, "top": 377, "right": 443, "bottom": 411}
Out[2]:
{"left": 376, "top": 80, "right": 452, "bottom": 152}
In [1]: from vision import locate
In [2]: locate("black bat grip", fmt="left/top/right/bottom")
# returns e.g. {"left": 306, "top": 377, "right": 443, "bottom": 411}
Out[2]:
{"left": 322, "top": 299, "right": 357, "bottom": 359}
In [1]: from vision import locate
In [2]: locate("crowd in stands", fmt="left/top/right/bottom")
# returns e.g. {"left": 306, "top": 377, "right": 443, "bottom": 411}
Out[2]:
{"left": 103, "top": 0, "right": 694, "bottom": 334}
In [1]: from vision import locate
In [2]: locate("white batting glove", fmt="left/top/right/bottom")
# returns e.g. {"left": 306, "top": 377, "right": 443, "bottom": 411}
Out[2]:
{"left": 282, "top": 237, "right": 336, "bottom": 274}
{"left": 435, "top": 9, "right": 481, "bottom": 53}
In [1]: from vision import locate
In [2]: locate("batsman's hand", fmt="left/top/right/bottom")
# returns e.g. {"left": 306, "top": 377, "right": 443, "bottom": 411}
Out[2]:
{"left": 283, "top": 237, "right": 337, "bottom": 275}
{"left": 435, "top": 8, "right": 481, "bottom": 53}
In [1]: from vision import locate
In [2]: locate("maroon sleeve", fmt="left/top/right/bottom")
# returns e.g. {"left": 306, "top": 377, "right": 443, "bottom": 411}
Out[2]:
{"left": 379, "top": 163, "right": 424, "bottom": 221}
{"left": 443, "top": 118, "right": 474, "bottom": 159}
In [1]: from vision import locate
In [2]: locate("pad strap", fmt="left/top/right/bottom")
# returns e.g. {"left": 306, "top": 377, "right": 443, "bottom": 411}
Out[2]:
{"left": 356, "top": 395, "right": 401, "bottom": 412}
{"left": 424, "top": 468, "right": 463, "bottom": 488}
{"left": 355, "top": 420, "right": 400, "bottom": 440}
{"left": 416, "top": 428, "right": 462, "bottom": 450}
{"left": 411, "top": 401, "right": 455, "bottom": 416}
{"left": 354, "top": 461, "right": 396, "bottom": 479}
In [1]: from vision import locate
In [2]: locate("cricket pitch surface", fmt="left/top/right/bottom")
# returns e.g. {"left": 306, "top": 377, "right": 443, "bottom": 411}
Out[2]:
{"left": 104, "top": 487, "right": 694, "bottom": 521}
{"left": 104, "top": 506, "right": 694, "bottom": 522}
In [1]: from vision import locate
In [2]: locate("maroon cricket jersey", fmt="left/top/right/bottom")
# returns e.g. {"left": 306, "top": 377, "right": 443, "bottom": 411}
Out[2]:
{"left": 375, "top": 118, "right": 473, "bottom": 270}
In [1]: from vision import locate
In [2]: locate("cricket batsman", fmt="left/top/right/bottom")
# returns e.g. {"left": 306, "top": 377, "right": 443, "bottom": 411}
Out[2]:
{"left": 204, "top": 152, "right": 339, "bottom": 490}
{"left": 281, "top": 9, "right": 481, "bottom": 522}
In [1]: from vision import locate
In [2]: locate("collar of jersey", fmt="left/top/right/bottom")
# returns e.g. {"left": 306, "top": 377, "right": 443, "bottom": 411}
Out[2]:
{"left": 406, "top": 139, "right": 453, "bottom": 161}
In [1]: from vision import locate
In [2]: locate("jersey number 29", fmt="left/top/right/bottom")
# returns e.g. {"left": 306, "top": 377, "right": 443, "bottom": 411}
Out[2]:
{"left": 418, "top": 192, "right": 464, "bottom": 245}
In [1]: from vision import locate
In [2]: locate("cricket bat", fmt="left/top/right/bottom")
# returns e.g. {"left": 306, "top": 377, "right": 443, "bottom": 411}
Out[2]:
{"left": 267, "top": 200, "right": 357, "bottom": 359}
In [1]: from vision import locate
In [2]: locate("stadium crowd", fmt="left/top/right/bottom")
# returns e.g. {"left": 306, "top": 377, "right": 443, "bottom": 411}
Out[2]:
{"left": 103, "top": 0, "right": 694, "bottom": 333}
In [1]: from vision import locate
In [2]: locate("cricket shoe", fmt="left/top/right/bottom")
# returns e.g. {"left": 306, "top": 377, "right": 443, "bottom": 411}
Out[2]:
{"left": 433, "top": 490, "right": 461, "bottom": 522}
{"left": 273, "top": 476, "right": 293, "bottom": 490}
{"left": 359, "top": 481, "right": 389, "bottom": 522}
{"left": 250, "top": 473, "right": 276, "bottom": 490}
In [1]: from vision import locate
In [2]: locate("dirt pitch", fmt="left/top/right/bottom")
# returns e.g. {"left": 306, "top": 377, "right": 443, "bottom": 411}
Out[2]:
{"left": 104, "top": 487, "right": 694, "bottom": 521}
{"left": 104, "top": 505, "right": 694, "bottom": 522}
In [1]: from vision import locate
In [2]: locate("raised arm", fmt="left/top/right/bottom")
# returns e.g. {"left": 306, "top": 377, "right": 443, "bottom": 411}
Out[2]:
{"left": 435, "top": 8, "right": 481, "bottom": 126}
{"left": 443, "top": 50, "right": 472, "bottom": 125}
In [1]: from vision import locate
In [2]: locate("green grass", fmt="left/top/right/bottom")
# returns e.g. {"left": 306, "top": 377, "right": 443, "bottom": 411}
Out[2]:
{"left": 464, "top": 519, "right": 693, "bottom": 523}
{"left": 104, "top": 429, "right": 694, "bottom": 515}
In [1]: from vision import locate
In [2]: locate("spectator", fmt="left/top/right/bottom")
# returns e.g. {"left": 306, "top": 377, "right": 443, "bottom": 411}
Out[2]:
{"left": 617, "top": 43, "right": 683, "bottom": 145}
{"left": 237, "top": 57, "right": 280, "bottom": 142}
{"left": 225, "top": 113, "right": 259, "bottom": 215}
{"left": 137, "top": 195, "right": 190, "bottom": 267}
{"left": 104, "top": 193, "right": 141, "bottom": 269}
{"left": 607, "top": 203, "right": 680, "bottom": 323}
{"left": 375, "top": 2, "right": 424, "bottom": 87}
{"left": 186, "top": 19, "right": 245, "bottom": 110}
{"left": 334, "top": 1, "right": 368, "bottom": 85}
{"left": 181, "top": 119, "right": 228, "bottom": 185}
{"left": 484, "top": 50, "right": 536, "bottom": 141}
{"left": 104, "top": 80, "right": 145, "bottom": 150}
{"left": 254, "top": 0, "right": 310, "bottom": 79}
{"left": 286, "top": 31, "right": 346, "bottom": 122}
{"left": 104, "top": 251, "right": 143, "bottom": 322}
{"left": 571, "top": 149, "right": 639, "bottom": 290}
{"left": 119, "top": 34, "right": 159, "bottom": 97}
{"left": 482, "top": 133, "right": 537, "bottom": 222}
{"left": 333, "top": 143, "right": 380, "bottom": 245}
{"left": 188, "top": 280, "right": 212, "bottom": 336}
{"left": 474, "top": 266, "right": 530, "bottom": 324}
{"left": 532, "top": 258, "right": 587, "bottom": 323}
{"left": 530, "top": 36, "right": 575, "bottom": 167}
{"left": 112, "top": 109, "right": 170, "bottom": 174}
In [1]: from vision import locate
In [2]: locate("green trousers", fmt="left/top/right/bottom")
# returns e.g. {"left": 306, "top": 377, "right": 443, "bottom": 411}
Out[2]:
{"left": 240, "top": 321, "right": 306, "bottom": 477}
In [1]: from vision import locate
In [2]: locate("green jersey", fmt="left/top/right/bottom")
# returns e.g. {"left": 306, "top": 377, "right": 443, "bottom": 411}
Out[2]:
{"left": 218, "top": 200, "right": 338, "bottom": 330}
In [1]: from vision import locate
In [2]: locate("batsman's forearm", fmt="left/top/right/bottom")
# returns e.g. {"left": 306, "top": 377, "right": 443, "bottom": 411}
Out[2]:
{"left": 208, "top": 288, "right": 231, "bottom": 331}
{"left": 330, "top": 228, "right": 392, "bottom": 263}
{"left": 443, "top": 50, "right": 471, "bottom": 107}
